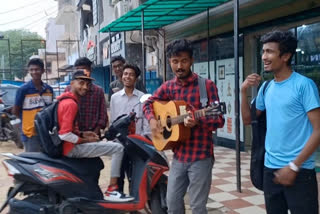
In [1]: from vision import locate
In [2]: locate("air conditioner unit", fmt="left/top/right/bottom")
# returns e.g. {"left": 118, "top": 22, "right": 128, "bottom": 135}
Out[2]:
{"left": 114, "top": 1, "right": 129, "bottom": 19}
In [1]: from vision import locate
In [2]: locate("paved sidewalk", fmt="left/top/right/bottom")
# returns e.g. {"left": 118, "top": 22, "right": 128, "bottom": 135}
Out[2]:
{"left": 1, "top": 142, "right": 320, "bottom": 214}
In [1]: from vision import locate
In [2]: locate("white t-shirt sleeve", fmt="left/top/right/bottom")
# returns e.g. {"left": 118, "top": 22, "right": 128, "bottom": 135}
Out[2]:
{"left": 59, "top": 132, "right": 79, "bottom": 143}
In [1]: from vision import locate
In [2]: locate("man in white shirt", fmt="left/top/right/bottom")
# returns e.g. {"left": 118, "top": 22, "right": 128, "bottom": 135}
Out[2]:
{"left": 110, "top": 63, "right": 150, "bottom": 193}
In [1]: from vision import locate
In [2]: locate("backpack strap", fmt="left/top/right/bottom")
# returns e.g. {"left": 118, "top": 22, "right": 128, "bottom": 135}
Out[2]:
{"left": 262, "top": 80, "right": 271, "bottom": 96}
{"left": 198, "top": 76, "right": 208, "bottom": 108}
{"left": 251, "top": 80, "right": 271, "bottom": 121}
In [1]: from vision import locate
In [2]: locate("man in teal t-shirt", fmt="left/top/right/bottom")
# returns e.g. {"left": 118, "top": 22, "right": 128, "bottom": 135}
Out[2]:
{"left": 241, "top": 30, "right": 320, "bottom": 214}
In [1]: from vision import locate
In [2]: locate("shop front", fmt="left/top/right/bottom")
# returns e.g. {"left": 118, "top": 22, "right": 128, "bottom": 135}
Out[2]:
{"left": 163, "top": 0, "right": 320, "bottom": 153}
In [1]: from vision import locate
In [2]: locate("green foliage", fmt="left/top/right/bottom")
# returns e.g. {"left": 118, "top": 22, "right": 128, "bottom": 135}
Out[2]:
{"left": 0, "top": 29, "right": 44, "bottom": 79}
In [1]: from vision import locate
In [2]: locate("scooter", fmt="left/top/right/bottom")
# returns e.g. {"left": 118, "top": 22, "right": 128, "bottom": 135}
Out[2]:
{"left": 0, "top": 91, "right": 23, "bottom": 149}
{"left": 0, "top": 105, "right": 169, "bottom": 213}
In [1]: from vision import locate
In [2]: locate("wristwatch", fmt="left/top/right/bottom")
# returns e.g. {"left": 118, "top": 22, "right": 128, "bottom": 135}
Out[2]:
{"left": 288, "top": 162, "right": 299, "bottom": 172}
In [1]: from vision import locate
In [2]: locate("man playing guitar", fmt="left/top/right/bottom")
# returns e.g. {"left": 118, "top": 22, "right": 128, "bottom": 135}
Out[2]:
{"left": 143, "top": 39, "right": 225, "bottom": 214}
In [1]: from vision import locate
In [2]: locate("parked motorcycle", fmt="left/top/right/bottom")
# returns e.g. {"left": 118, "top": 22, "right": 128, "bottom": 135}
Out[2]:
{"left": 0, "top": 95, "right": 169, "bottom": 214}
{"left": 0, "top": 91, "right": 23, "bottom": 149}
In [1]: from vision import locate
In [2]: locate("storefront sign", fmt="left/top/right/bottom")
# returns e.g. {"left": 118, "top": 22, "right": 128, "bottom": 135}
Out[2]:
{"left": 102, "top": 32, "right": 125, "bottom": 66}
{"left": 111, "top": 40, "right": 122, "bottom": 54}
{"left": 86, "top": 40, "right": 96, "bottom": 62}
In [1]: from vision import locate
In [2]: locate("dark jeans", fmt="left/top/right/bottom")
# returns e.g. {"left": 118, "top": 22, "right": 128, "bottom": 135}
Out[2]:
{"left": 23, "top": 135, "right": 41, "bottom": 152}
{"left": 263, "top": 167, "right": 318, "bottom": 214}
{"left": 117, "top": 152, "right": 132, "bottom": 193}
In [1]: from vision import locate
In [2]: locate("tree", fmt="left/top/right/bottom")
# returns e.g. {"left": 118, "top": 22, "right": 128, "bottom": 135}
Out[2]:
{"left": 0, "top": 29, "right": 44, "bottom": 79}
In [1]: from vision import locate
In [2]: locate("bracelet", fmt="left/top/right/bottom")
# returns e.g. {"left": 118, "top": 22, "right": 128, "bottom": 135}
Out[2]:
{"left": 288, "top": 162, "right": 299, "bottom": 172}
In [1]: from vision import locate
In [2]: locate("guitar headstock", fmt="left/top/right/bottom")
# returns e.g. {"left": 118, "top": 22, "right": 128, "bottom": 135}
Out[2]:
{"left": 204, "top": 101, "right": 226, "bottom": 116}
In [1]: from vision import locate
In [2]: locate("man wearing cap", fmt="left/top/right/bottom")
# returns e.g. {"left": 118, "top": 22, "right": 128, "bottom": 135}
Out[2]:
{"left": 65, "top": 57, "right": 108, "bottom": 137}
{"left": 58, "top": 70, "right": 133, "bottom": 202}
{"left": 109, "top": 63, "right": 150, "bottom": 194}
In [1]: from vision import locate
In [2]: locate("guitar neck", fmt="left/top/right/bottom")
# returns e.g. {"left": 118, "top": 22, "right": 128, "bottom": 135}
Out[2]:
{"left": 171, "top": 109, "right": 206, "bottom": 125}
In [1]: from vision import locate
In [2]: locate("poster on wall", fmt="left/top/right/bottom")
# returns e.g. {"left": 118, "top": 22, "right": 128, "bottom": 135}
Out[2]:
{"left": 193, "top": 62, "right": 208, "bottom": 78}
{"left": 216, "top": 57, "right": 244, "bottom": 141}
{"left": 193, "top": 61, "right": 215, "bottom": 80}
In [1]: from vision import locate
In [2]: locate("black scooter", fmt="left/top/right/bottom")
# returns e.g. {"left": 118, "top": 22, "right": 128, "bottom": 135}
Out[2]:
{"left": 0, "top": 109, "right": 168, "bottom": 213}
{"left": 0, "top": 91, "right": 23, "bottom": 149}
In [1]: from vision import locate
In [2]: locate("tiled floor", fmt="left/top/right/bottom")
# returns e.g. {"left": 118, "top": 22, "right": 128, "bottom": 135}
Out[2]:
{"left": 1, "top": 143, "right": 320, "bottom": 214}
{"left": 165, "top": 146, "right": 266, "bottom": 214}
{"left": 208, "top": 147, "right": 266, "bottom": 213}
{"left": 166, "top": 146, "right": 320, "bottom": 214}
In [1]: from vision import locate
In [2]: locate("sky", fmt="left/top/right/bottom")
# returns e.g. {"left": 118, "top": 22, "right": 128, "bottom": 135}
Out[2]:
{"left": 0, "top": 0, "right": 58, "bottom": 38}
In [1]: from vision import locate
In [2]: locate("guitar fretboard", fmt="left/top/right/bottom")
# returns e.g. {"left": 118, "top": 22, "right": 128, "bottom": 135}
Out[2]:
{"left": 170, "top": 109, "right": 206, "bottom": 125}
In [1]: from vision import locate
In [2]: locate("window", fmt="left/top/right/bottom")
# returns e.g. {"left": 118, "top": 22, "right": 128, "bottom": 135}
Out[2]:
{"left": 295, "top": 22, "right": 320, "bottom": 91}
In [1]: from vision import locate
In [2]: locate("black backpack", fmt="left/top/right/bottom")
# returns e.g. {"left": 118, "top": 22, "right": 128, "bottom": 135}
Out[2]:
{"left": 250, "top": 81, "right": 270, "bottom": 191}
{"left": 35, "top": 97, "right": 77, "bottom": 158}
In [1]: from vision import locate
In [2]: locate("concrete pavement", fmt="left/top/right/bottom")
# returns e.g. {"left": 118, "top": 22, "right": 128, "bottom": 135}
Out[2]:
{"left": 0, "top": 142, "right": 319, "bottom": 214}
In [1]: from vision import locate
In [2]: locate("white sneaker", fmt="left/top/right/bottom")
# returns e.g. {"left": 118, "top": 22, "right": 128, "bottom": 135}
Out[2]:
{"left": 104, "top": 190, "right": 134, "bottom": 202}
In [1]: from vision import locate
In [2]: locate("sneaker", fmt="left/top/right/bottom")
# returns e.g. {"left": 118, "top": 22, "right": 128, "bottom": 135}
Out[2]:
{"left": 104, "top": 190, "right": 134, "bottom": 202}
{"left": 104, "top": 185, "right": 134, "bottom": 202}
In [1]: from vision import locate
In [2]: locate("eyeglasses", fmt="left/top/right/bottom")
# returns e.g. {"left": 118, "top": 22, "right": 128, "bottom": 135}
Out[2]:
{"left": 112, "top": 64, "right": 123, "bottom": 69}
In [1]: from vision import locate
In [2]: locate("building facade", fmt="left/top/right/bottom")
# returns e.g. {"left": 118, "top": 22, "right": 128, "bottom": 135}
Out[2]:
{"left": 161, "top": 0, "right": 320, "bottom": 165}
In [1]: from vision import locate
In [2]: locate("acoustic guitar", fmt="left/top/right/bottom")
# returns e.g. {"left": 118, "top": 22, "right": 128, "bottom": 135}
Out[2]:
{"left": 152, "top": 100, "right": 223, "bottom": 151}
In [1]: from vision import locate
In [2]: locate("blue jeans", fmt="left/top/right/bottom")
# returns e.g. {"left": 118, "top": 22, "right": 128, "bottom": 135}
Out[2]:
{"left": 166, "top": 157, "right": 214, "bottom": 214}
{"left": 263, "top": 167, "right": 318, "bottom": 214}
{"left": 23, "top": 135, "right": 41, "bottom": 152}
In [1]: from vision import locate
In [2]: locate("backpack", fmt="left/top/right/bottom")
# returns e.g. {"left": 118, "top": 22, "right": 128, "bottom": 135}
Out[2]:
{"left": 35, "top": 97, "right": 77, "bottom": 158}
{"left": 250, "top": 81, "right": 270, "bottom": 191}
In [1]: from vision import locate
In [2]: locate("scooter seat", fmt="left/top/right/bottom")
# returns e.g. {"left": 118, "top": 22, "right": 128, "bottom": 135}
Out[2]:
{"left": 19, "top": 152, "right": 104, "bottom": 176}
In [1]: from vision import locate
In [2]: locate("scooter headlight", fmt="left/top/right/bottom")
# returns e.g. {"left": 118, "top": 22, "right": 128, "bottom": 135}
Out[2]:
{"left": 2, "top": 160, "right": 21, "bottom": 176}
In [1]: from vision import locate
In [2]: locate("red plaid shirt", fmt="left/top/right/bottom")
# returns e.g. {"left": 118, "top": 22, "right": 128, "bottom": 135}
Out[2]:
{"left": 143, "top": 73, "right": 224, "bottom": 162}
{"left": 65, "top": 84, "right": 108, "bottom": 131}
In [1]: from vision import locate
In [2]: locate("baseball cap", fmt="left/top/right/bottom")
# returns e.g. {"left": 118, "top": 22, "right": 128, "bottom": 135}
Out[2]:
{"left": 71, "top": 69, "right": 95, "bottom": 81}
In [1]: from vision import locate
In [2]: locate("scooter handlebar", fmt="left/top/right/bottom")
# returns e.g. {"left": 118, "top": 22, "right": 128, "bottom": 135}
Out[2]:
{"left": 104, "top": 112, "right": 137, "bottom": 141}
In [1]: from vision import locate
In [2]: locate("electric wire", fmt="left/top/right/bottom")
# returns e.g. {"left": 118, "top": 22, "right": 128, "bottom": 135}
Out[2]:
{"left": 0, "top": 0, "right": 43, "bottom": 15}
{"left": 0, "top": 7, "right": 57, "bottom": 26}
{"left": 23, "top": 9, "right": 58, "bottom": 29}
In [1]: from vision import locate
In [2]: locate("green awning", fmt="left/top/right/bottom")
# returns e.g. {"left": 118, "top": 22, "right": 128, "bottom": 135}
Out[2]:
{"left": 100, "top": 0, "right": 231, "bottom": 32}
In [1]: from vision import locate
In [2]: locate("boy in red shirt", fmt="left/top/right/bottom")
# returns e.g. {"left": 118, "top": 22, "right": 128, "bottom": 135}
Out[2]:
{"left": 57, "top": 70, "right": 133, "bottom": 202}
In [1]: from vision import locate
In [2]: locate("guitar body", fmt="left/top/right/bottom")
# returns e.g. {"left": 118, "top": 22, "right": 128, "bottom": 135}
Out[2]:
{"left": 153, "top": 100, "right": 190, "bottom": 151}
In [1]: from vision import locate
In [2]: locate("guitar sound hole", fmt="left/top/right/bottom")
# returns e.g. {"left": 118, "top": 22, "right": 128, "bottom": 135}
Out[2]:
{"left": 166, "top": 116, "right": 172, "bottom": 129}
{"left": 163, "top": 116, "right": 172, "bottom": 140}
{"left": 162, "top": 116, "right": 172, "bottom": 139}
{"left": 163, "top": 128, "right": 171, "bottom": 140}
